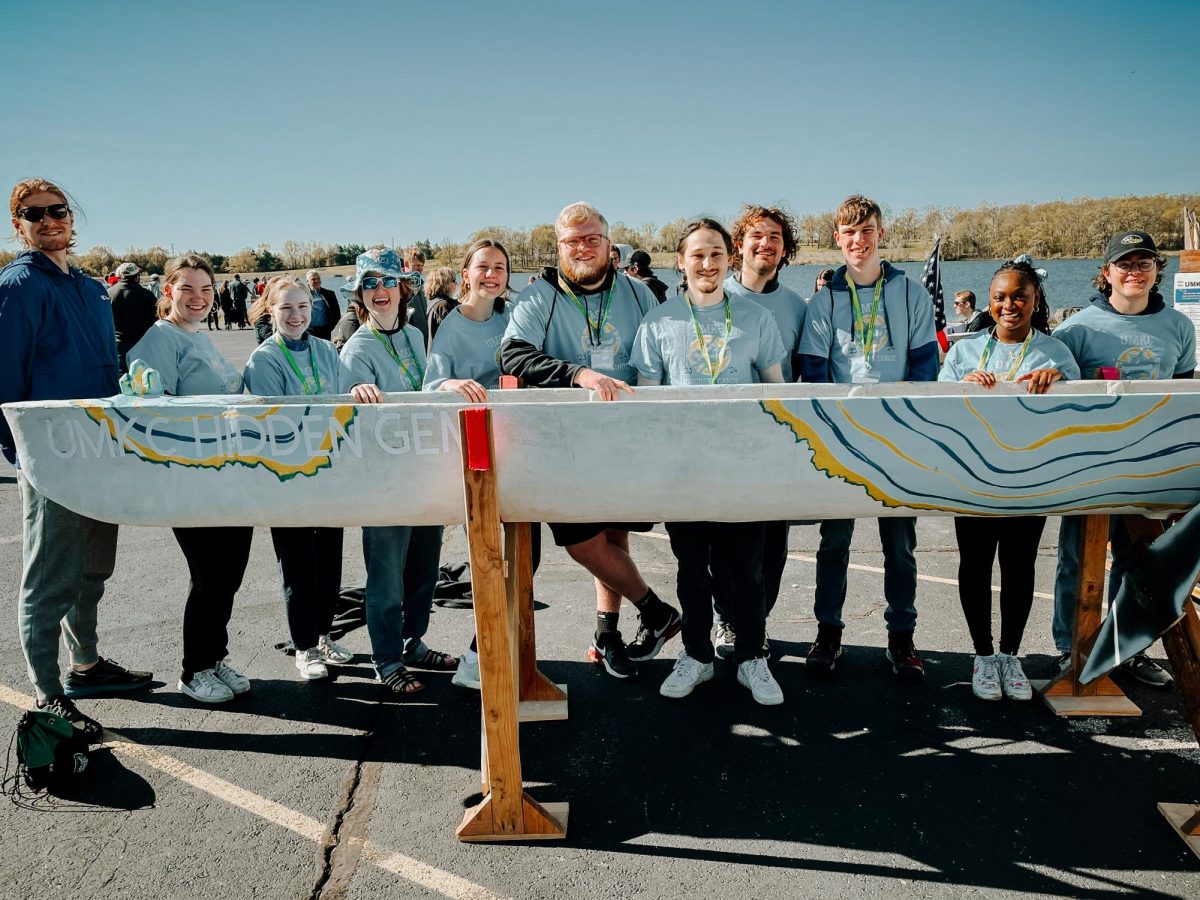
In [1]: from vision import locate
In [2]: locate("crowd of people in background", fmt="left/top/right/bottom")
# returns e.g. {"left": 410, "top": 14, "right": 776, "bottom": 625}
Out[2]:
{"left": 1, "top": 178, "right": 1194, "bottom": 739}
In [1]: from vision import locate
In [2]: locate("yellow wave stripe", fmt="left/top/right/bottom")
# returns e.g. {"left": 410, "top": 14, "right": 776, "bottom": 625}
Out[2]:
{"left": 79, "top": 404, "right": 357, "bottom": 481}
{"left": 73, "top": 397, "right": 286, "bottom": 424}
{"left": 964, "top": 395, "right": 1170, "bottom": 451}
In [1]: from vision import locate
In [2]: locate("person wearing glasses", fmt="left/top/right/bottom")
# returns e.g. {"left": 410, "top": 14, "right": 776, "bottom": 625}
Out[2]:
{"left": 944, "top": 290, "right": 994, "bottom": 335}
{"left": 1, "top": 178, "right": 152, "bottom": 738}
{"left": 631, "top": 218, "right": 787, "bottom": 705}
{"left": 1049, "top": 230, "right": 1195, "bottom": 687}
{"left": 501, "top": 202, "right": 681, "bottom": 679}
{"left": 338, "top": 248, "right": 458, "bottom": 696}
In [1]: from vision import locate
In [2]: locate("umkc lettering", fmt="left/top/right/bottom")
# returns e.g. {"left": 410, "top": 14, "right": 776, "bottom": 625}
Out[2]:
{"left": 45, "top": 409, "right": 461, "bottom": 461}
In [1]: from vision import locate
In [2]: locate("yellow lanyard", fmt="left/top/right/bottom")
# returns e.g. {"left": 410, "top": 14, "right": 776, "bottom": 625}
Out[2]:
{"left": 684, "top": 292, "right": 731, "bottom": 384}
{"left": 558, "top": 275, "right": 614, "bottom": 347}
{"left": 368, "top": 324, "right": 423, "bottom": 390}
{"left": 846, "top": 275, "right": 884, "bottom": 358}
{"left": 274, "top": 336, "right": 321, "bottom": 395}
{"left": 977, "top": 330, "right": 1034, "bottom": 381}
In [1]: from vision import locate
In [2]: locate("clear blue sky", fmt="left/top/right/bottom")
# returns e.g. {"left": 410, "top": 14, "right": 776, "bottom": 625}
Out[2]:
{"left": 5, "top": 0, "right": 1196, "bottom": 254}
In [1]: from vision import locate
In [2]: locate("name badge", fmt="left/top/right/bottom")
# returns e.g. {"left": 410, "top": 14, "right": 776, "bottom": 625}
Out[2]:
{"left": 590, "top": 348, "right": 616, "bottom": 371}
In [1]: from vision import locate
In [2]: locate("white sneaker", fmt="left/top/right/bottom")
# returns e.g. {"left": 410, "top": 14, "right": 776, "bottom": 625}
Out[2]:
{"left": 659, "top": 651, "right": 714, "bottom": 699}
{"left": 213, "top": 659, "right": 251, "bottom": 695}
{"left": 179, "top": 668, "right": 234, "bottom": 704}
{"left": 737, "top": 657, "right": 784, "bottom": 705}
{"left": 996, "top": 652, "right": 1032, "bottom": 701}
{"left": 971, "top": 654, "right": 1002, "bottom": 701}
{"left": 714, "top": 623, "right": 736, "bottom": 660}
{"left": 452, "top": 649, "right": 481, "bottom": 690}
{"left": 295, "top": 648, "right": 329, "bottom": 680}
{"left": 318, "top": 634, "right": 354, "bottom": 664}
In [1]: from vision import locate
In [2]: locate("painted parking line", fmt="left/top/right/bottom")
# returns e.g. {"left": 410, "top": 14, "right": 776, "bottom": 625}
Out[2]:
{"left": 632, "top": 530, "right": 1054, "bottom": 600}
{"left": 0, "top": 683, "right": 503, "bottom": 900}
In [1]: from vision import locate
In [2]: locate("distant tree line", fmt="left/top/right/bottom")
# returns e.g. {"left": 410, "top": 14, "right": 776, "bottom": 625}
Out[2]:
{"left": 1, "top": 193, "right": 1192, "bottom": 276}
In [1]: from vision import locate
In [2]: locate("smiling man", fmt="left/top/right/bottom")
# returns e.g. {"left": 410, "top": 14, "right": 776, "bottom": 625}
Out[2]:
{"left": 0, "top": 178, "right": 152, "bottom": 739}
{"left": 797, "top": 194, "right": 938, "bottom": 684}
{"left": 501, "top": 201, "right": 681, "bottom": 678}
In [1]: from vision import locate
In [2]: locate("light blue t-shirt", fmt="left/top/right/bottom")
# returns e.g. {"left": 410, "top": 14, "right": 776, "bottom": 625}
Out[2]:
{"left": 128, "top": 320, "right": 244, "bottom": 396}
{"left": 1052, "top": 301, "right": 1197, "bottom": 380}
{"left": 339, "top": 322, "right": 427, "bottom": 393}
{"left": 938, "top": 329, "right": 1081, "bottom": 382}
{"left": 243, "top": 335, "right": 342, "bottom": 396}
{"left": 504, "top": 272, "right": 657, "bottom": 383}
{"left": 723, "top": 275, "right": 807, "bottom": 382}
{"left": 631, "top": 292, "right": 786, "bottom": 386}
{"left": 798, "top": 263, "right": 937, "bottom": 384}
{"left": 423, "top": 305, "right": 510, "bottom": 391}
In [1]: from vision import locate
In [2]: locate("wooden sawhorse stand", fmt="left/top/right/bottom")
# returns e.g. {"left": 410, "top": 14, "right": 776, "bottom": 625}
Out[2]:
{"left": 454, "top": 407, "right": 569, "bottom": 842}
{"left": 1160, "top": 599, "right": 1200, "bottom": 859}
{"left": 1035, "top": 514, "right": 1140, "bottom": 717}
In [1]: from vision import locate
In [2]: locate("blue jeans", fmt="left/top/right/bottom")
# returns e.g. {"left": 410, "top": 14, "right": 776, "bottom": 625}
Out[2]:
{"left": 814, "top": 517, "right": 918, "bottom": 633}
{"left": 362, "top": 524, "right": 443, "bottom": 679}
{"left": 1052, "top": 516, "right": 1130, "bottom": 653}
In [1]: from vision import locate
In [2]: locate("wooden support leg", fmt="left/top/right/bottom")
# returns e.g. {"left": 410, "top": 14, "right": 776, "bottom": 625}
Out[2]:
{"left": 1159, "top": 600, "right": 1200, "bottom": 856}
{"left": 1036, "top": 514, "right": 1140, "bottom": 716}
{"left": 504, "top": 521, "right": 568, "bottom": 721}
{"left": 455, "top": 408, "right": 566, "bottom": 842}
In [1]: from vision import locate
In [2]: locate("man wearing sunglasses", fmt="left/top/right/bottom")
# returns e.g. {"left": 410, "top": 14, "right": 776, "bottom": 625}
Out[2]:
{"left": 1, "top": 178, "right": 152, "bottom": 739}
{"left": 501, "top": 201, "right": 681, "bottom": 680}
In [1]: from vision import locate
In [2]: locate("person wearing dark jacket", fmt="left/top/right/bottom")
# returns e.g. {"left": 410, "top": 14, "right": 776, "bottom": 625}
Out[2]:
{"left": 500, "top": 201, "right": 681, "bottom": 680}
{"left": 229, "top": 274, "right": 250, "bottom": 329}
{"left": 626, "top": 250, "right": 669, "bottom": 303}
{"left": 1, "top": 178, "right": 152, "bottom": 739}
{"left": 108, "top": 261, "right": 159, "bottom": 372}
{"left": 305, "top": 269, "right": 341, "bottom": 341}
{"left": 945, "top": 290, "right": 994, "bottom": 335}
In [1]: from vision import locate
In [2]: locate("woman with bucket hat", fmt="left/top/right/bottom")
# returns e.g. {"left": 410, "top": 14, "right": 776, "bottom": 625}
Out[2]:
{"left": 338, "top": 249, "right": 458, "bottom": 695}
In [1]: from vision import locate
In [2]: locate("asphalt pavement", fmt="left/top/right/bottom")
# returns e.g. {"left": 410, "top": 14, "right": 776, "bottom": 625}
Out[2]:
{"left": 0, "top": 326, "right": 1197, "bottom": 899}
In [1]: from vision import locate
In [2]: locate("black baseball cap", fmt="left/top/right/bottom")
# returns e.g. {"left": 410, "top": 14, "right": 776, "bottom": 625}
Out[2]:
{"left": 1102, "top": 230, "right": 1162, "bottom": 264}
{"left": 629, "top": 250, "right": 653, "bottom": 269}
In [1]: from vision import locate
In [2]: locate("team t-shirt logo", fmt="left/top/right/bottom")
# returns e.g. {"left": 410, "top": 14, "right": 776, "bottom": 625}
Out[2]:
{"left": 688, "top": 333, "right": 731, "bottom": 378}
{"left": 580, "top": 321, "right": 621, "bottom": 355}
{"left": 863, "top": 315, "right": 891, "bottom": 355}
{"left": 1116, "top": 345, "right": 1160, "bottom": 380}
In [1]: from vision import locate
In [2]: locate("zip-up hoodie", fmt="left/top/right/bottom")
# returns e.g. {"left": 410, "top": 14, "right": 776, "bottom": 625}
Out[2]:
{"left": 0, "top": 251, "right": 119, "bottom": 465}
{"left": 797, "top": 261, "right": 938, "bottom": 384}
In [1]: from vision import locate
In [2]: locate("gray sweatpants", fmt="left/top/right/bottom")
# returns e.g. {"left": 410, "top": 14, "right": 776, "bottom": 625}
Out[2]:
{"left": 17, "top": 474, "right": 118, "bottom": 703}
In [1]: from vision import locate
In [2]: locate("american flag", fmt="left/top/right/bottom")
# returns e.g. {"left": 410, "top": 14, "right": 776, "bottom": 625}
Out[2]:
{"left": 921, "top": 236, "right": 949, "bottom": 351}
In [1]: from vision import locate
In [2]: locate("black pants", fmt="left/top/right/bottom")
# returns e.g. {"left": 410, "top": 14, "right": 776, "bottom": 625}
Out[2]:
{"left": 713, "top": 520, "right": 788, "bottom": 625}
{"left": 954, "top": 516, "right": 1046, "bottom": 656}
{"left": 173, "top": 526, "right": 253, "bottom": 680}
{"left": 271, "top": 527, "right": 344, "bottom": 652}
{"left": 665, "top": 521, "right": 767, "bottom": 664}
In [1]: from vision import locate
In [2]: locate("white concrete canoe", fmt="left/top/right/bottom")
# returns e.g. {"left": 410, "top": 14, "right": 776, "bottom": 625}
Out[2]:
{"left": 4, "top": 381, "right": 1200, "bottom": 527}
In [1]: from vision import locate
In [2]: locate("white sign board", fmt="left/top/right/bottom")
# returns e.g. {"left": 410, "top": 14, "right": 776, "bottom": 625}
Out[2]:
{"left": 1175, "top": 272, "right": 1200, "bottom": 350}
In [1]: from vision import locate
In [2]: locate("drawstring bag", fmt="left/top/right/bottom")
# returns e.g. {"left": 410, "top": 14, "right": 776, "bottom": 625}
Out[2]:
{"left": 4, "top": 710, "right": 91, "bottom": 797}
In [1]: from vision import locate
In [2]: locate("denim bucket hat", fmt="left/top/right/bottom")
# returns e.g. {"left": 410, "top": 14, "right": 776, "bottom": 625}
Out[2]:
{"left": 340, "top": 247, "right": 423, "bottom": 295}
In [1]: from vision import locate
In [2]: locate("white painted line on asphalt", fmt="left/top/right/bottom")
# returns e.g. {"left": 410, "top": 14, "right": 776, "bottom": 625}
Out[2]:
{"left": 0, "top": 683, "right": 505, "bottom": 900}
{"left": 632, "top": 530, "right": 1054, "bottom": 600}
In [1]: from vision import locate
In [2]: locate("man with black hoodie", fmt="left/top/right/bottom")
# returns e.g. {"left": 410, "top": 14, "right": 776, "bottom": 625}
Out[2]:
{"left": 501, "top": 201, "right": 681, "bottom": 679}
{"left": 108, "top": 261, "right": 158, "bottom": 372}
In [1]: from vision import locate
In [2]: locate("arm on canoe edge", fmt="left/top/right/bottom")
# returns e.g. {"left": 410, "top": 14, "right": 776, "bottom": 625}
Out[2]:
{"left": 500, "top": 337, "right": 585, "bottom": 389}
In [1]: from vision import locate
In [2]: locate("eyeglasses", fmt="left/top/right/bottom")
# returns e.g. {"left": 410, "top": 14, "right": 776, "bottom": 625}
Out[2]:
{"left": 15, "top": 203, "right": 71, "bottom": 223}
{"left": 1110, "top": 258, "right": 1157, "bottom": 273}
{"left": 558, "top": 234, "right": 607, "bottom": 251}
{"left": 360, "top": 275, "right": 399, "bottom": 290}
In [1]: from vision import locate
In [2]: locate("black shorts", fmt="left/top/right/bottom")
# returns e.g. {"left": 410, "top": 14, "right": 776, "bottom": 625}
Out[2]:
{"left": 547, "top": 521, "right": 654, "bottom": 548}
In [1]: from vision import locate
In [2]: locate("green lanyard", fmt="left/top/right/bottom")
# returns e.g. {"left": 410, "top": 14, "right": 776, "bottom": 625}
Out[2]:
{"left": 368, "top": 324, "right": 424, "bottom": 390}
{"left": 558, "top": 275, "right": 614, "bottom": 347}
{"left": 684, "top": 291, "right": 731, "bottom": 384}
{"left": 977, "top": 329, "right": 1034, "bottom": 382}
{"left": 846, "top": 275, "right": 884, "bottom": 359}
{"left": 274, "top": 335, "right": 322, "bottom": 395}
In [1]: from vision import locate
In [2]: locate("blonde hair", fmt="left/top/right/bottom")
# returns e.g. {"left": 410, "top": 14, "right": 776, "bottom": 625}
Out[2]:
{"left": 158, "top": 254, "right": 215, "bottom": 318}
{"left": 423, "top": 266, "right": 457, "bottom": 301}
{"left": 9, "top": 178, "right": 78, "bottom": 250}
{"left": 555, "top": 201, "right": 608, "bottom": 238}
{"left": 249, "top": 275, "right": 306, "bottom": 326}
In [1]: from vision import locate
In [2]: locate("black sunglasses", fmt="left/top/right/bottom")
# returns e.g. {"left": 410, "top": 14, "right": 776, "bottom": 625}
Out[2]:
{"left": 360, "top": 275, "right": 399, "bottom": 290}
{"left": 16, "top": 203, "right": 72, "bottom": 223}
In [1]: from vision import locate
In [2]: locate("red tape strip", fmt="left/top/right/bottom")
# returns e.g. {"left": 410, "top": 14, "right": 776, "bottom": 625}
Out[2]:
{"left": 463, "top": 408, "right": 491, "bottom": 471}
{"left": 499, "top": 375, "right": 518, "bottom": 390}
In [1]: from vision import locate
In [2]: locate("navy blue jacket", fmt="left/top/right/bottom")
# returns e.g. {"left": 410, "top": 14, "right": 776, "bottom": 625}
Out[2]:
{"left": 0, "top": 251, "right": 119, "bottom": 465}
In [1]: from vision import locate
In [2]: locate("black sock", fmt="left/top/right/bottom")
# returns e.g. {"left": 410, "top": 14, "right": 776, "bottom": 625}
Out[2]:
{"left": 632, "top": 588, "right": 666, "bottom": 625}
{"left": 596, "top": 611, "right": 619, "bottom": 640}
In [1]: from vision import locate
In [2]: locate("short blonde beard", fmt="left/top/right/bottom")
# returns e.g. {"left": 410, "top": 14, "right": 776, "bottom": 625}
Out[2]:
{"left": 560, "top": 256, "right": 608, "bottom": 287}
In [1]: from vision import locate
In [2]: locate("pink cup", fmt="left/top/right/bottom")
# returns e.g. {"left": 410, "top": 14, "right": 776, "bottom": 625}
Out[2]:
{"left": 1100, "top": 366, "right": 1120, "bottom": 380}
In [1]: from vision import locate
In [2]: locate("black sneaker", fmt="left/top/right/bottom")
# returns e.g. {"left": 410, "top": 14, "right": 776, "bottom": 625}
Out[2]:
{"left": 63, "top": 657, "right": 153, "bottom": 698}
{"left": 1120, "top": 653, "right": 1174, "bottom": 688}
{"left": 37, "top": 694, "right": 103, "bottom": 743}
{"left": 627, "top": 605, "right": 682, "bottom": 662}
{"left": 805, "top": 624, "right": 843, "bottom": 674}
{"left": 588, "top": 631, "right": 639, "bottom": 679}
{"left": 886, "top": 632, "right": 925, "bottom": 684}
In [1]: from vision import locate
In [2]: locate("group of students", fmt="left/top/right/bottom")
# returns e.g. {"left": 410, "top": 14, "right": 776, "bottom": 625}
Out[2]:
{"left": 2, "top": 178, "right": 1194, "bottom": 741}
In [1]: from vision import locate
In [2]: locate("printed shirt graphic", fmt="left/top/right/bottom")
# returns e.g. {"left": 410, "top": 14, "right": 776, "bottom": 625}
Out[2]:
{"left": 423, "top": 306, "right": 511, "bottom": 391}
{"left": 724, "top": 275, "right": 807, "bottom": 382}
{"left": 938, "top": 329, "right": 1081, "bottom": 382}
{"left": 243, "top": 336, "right": 342, "bottom": 396}
{"left": 505, "top": 274, "right": 655, "bottom": 383}
{"left": 127, "top": 320, "right": 244, "bottom": 395}
{"left": 1053, "top": 305, "right": 1197, "bottom": 380}
{"left": 338, "top": 323, "right": 427, "bottom": 392}
{"left": 631, "top": 293, "right": 785, "bottom": 385}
